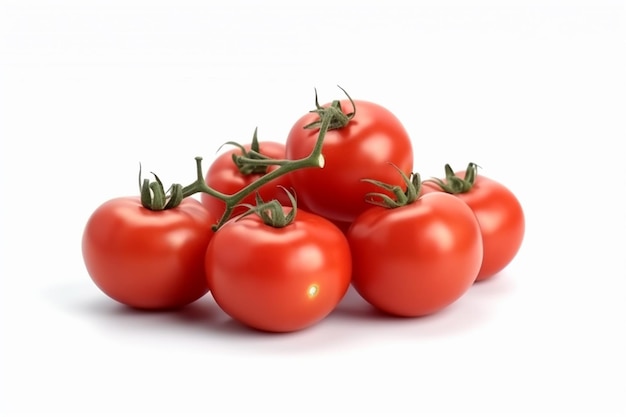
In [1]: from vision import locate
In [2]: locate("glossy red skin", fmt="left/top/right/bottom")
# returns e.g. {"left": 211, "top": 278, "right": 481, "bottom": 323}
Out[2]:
{"left": 347, "top": 192, "right": 483, "bottom": 317}
{"left": 423, "top": 172, "right": 525, "bottom": 281}
{"left": 201, "top": 141, "right": 292, "bottom": 219}
{"left": 82, "top": 197, "right": 216, "bottom": 310}
{"left": 285, "top": 99, "right": 414, "bottom": 223}
{"left": 205, "top": 209, "right": 352, "bottom": 332}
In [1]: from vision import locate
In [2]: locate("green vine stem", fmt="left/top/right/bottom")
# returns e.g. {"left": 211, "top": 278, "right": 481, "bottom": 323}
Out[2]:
{"left": 303, "top": 86, "right": 356, "bottom": 130}
{"left": 231, "top": 86, "right": 356, "bottom": 170}
{"left": 139, "top": 166, "right": 184, "bottom": 211}
{"left": 181, "top": 105, "right": 337, "bottom": 230}
{"left": 237, "top": 187, "right": 298, "bottom": 228}
{"left": 362, "top": 164, "right": 422, "bottom": 209}
{"left": 222, "top": 127, "right": 291, "bottom": 174}
{"left": 425, "top": 162, "right": 479, "bottom": 194}
{"left": 139, "top": 87, "right": 354, "bottom": 230}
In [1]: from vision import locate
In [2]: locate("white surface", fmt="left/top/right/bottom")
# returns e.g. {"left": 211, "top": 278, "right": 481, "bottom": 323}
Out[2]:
{"left": 1, "top": 1, "right": 625, "bottom": 416}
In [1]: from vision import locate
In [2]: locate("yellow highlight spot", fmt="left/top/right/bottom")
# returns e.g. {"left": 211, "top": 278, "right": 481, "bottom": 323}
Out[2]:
{"left": 307, "top": 284, "right": 319, "bottom": 298}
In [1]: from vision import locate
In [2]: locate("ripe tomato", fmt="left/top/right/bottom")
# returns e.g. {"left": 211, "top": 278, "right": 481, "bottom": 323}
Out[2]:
{"left": 425, "top": 164, "right": 525, "bottom": 281}
{"left": 82, "top": 197, "right": 216, "bottom": 310}
{"left": 201, "top": 140, "right": 292, "bottom": 219}
{"left": 205, "top": 208, "right": 352, "bottom": 332}
{"left": 348, "top": 190, "right": 483, "bottom": 317}
{"left": 285, "top": 98, "right": 413, "bottom": 223}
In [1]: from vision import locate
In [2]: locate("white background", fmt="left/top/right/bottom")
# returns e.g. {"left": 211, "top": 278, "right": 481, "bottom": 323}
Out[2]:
{"left": 1, "top": 1, "right": 625, "bottom": 416}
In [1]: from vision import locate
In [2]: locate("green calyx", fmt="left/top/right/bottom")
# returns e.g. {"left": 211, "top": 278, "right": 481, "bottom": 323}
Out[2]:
{"left": 224, "top": 127, "right": 273, "bottom": 176}
{"left": 303, "top": 86, "right": 356, "bottom": 131}
{"left": 363, "top": 164, "right": 422, "bottom": 209}
{"left": 139, "top": 165, "right": 184, "bottom": 210}
{"left": 427, "top": 162, "right": 479, "bottom": 194}
{"left": 237, "top": 186, "right": 297, "bottom": 228}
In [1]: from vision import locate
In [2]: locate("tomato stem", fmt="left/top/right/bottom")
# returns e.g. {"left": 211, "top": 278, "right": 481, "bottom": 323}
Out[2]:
{"left": 223, "top": 127, "right": 285, "bottom": 175}
{"left": 138, "top": 87, "right": 348, "bottom": 230}
{"left": 363, "top": 164, "right": 422, "bottom": 208}
{"left": 425, "top": 162, "right": 480, "bottom": 194}
{"left": 237, "top": 187, "right": 298, "bottom": 228}
{"left": 302, "top": 85, "right": 356, "bottom": 131}
{"left": 234, "top": 155, "right": 292, "bottom": 167}
{"left": 138, "top": 165, "right": 186, "bottom": 211}
{"left": 175, "top": 107, "right": 332, "bottom": 230}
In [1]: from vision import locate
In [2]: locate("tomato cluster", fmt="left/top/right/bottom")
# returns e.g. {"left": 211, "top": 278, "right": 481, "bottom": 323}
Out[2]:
{"left": 82, "top": 89, "right": 525, "bottom": 333}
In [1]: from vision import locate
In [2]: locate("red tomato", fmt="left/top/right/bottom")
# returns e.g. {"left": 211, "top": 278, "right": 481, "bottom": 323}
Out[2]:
{"left": 201, "top": 141, "right": 292, "bottom": 219}
{"left": 425, "top": 164, "right": 525, "bottom": 281}
{"left": 285, "top": 99, "right": 414, "bottom": 223}
{"left": 205, "top": 208, "right": 352, "bottom": 332}
{"left": 82, "top": 197, "right": 216, "bottom": 309}
{"left": 348, "top": 192, "right": 483, "bottom": 317}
